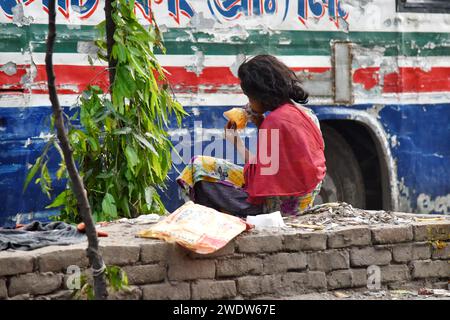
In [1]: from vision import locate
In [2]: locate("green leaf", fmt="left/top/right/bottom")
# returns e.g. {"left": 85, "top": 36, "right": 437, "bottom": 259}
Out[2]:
{"left": 23, "top": 156, "right": 42, "bottom": 192}
{"left": 87, "top": 137, "right": 99, "bottom": 152}
{"left": 112, "top": 127, "right": 132, "bottom": 135}
{"left": 40, "top": 161, "right": 52, "bottom": 199}
{"left": 144, "top": 187, "right": 154, "bottom": 207}
{"left": 56, "top": 162, "right": 66, "bottom": 180}
{"left": 97, "top": 172, "right": 114, "bottom": 179}
{"left": 128, "top": 54, "right": 149, "bottom": 80}
{"left": 46, "top": 190, "right": 68, "bottom": 209}
{"left": 132, "top": 133, "right": 157, "bottom": 155}
{"left": 102, "top": 193, "right": 117, "bottom": 218}
{"left": 125, "top": 145, "right": 139, "bottom": 167}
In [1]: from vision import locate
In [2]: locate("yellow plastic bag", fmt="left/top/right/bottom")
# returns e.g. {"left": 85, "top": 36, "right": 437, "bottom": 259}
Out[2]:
{"left": 137, "top": 201, "right": 251, "bottom": 254}
{"left": 223, "top": 108, "right": 248, "bottom": 129}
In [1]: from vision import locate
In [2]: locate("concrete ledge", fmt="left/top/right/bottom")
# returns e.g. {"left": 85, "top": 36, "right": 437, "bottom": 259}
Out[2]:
{"left": 0, "top": 216, "right": 449, "bottom": 300}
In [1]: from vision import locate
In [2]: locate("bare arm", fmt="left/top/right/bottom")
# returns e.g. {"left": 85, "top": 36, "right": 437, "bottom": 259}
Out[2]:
{"left": 224, "top": 121, "right": 253, "bottom": 163}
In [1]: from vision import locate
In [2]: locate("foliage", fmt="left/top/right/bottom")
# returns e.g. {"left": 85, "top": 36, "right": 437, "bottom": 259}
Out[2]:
{"left": 24, "top": 0, "right": 187, "bottom": 223}
{"left": 73, "top": 265, "right": 129, "bottom": 300}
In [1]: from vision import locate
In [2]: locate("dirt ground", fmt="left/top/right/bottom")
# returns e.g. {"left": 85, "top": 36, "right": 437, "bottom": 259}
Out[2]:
{"left": 261, "top": 287, "right": 450, "bottom": 300}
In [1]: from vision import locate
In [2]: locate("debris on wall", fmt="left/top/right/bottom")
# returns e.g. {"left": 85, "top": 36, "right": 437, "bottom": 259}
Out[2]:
{"left": 185, "top": 50, "right": 205, "bottom": 76}
{"left": 0, "top": 62, "right": 17, "bottom": 76}
{"left": 12, "top": 3, "right": 33, "bottom": 27}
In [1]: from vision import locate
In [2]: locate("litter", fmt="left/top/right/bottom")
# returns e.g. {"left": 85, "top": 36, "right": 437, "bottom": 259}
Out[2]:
{"left": 246, "top": 211, "right": 286, "bottom": 230}
{"left": 137, "top": 201, "right": 251, "bottom": 254}
{"left": 431, "top": 289, "right": 450, "bottom": 297}
{"left": 391, "top": 290, "right": 416, "bottom": 296}
{"left": 283, "top": 202, "right": 424, "bottom": 231}
{"left": 414, "top": 217, "right": 446, "bottom": 222}
{"left": 418, "top": 288, "right": 450, "bottom": 297}
{"left": 285, "top": 222, "right": 324, "bottom": 230}
{"left": 333, "top": 291, "right": 350, "bottom": 298}
{"left": 117, "top": 214, "right": 161, "bottom": 225}
{"left": 364, "top": 290, "right": 386, "bottom": 298}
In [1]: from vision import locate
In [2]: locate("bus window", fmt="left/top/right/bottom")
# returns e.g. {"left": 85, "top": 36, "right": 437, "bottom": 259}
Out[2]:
{"left": 397, "top": 0, "right": 450, "bottom": 13}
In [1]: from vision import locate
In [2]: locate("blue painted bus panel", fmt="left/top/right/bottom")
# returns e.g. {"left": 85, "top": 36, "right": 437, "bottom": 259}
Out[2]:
{"left": 0, "top": 103, "right": 449, "bottom": 226}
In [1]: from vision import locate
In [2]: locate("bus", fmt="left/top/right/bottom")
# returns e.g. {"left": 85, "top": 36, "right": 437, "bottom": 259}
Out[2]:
{"left": 0, "top": 0, "right": 449, "bottom": 225}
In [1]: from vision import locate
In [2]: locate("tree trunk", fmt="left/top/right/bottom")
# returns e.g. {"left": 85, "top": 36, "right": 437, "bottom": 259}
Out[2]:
{"left": 105, "top": 0, "right": 117, "bottom": 88}
{"left": 45, "top": 0, "right": 108, "bottom": 300}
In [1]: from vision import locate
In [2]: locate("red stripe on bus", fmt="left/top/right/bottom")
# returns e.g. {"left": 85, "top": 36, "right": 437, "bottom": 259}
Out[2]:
{"left": 353, "top": 67, "right": 450, "bottom": 93}
{"left": 383, "top": 67, "right": 450, "bottom": 93}
{"left": 2, "top": 64, "right": 449, "bottom": 95}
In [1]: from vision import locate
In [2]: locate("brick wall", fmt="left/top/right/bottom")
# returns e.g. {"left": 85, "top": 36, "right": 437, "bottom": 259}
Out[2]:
{"left": 0, "top": 221, "right": 448, "bottom": 300}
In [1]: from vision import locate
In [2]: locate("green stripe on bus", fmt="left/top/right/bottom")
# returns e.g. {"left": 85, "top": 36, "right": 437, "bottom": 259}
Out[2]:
{"left": 1, "top": 24, "right": 449, "bottom": 57}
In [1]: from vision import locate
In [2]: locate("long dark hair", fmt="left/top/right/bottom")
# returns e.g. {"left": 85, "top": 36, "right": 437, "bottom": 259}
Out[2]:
{"left": 237, "top": 55, "right": 309, "bottom": 112}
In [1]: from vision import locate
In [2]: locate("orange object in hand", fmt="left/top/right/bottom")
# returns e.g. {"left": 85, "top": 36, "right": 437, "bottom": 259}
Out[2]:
{"left": 223, "top": 108, "right": 248, "bottom": 129}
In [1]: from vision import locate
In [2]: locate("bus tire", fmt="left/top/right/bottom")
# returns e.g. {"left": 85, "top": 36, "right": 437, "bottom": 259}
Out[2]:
{"left": 315, "top": 124, "right": 366, "bottom": 209}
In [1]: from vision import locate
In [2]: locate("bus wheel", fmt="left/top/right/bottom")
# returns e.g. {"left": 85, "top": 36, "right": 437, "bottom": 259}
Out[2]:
{"left": 314, "top": 125, "right": 366, "bottom": 209}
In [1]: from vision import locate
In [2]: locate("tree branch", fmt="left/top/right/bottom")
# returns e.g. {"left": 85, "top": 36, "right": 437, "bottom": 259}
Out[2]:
{"left": 45, "top": 0, "right": 108, "bottom": 300}
{"left": 105, "top": 0, "right": 117, "bottom": 89}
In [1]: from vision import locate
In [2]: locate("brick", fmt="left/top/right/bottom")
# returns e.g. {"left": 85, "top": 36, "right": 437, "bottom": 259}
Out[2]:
{"left": 305, "top": 271, "right": 327, "bottom": 290}
{"left": 327, "top": 269, "right": 367, "bottom": 290}
{"left": 142, "top": 282, "right": 190, "bottom": 300}
{"left": 0, "top": 255, "right": 34, "bottom": 277}
{"left": 263, "top": 253, "right": 307, "bottom": 274}
{"left": 100, "top": 245, "right": 140, "bottom": 266}
{"left": 392, "top": 243, "right": 431, "bottom": 263}
{"left": 168, "top": 258, "right": 215, "bottom": 281}
{"left": 327, "top": 270, "right": 352, "bottom": 289}
{"left": 432, "top": 281, "right": 450, "bottom": 289}
{"left": 351, "top": 269, "right": 368, "bottom": 287}
{"left": 140, "top": 242, "right": 170, "bottom": 263}
{"left": 236, "top": 234, "right": 283, "bottom": 253}
{"left": 280, "top": 272, "right": 327, "bottom": 292}
{"left": 217, "top": 257, "right": 262, "bottom": 277}
{"left": 122, "top": 264, "right": 165, "bottom": 285}
{"left": 192, "top": 280, "right": 237, "bottom": 300}
{"left": 411, "top": 260, "right": 450, "bottom": 279}
{"left": 8, "top": 273, "right": 63, "bottom": 297}
{"left": 414, "top": 223, "right": 450, "bottom": 241}
{"left": 350, "top": 247, "right": 392, "bottom": 267}
{"left": 44, "top": 290, "right": 74, "bottom": 300}
{"left": 307, "top": 250, "right": 349, "bottom": 272}
{"left": 8, "top": 294, "right": 31, "bottom": 300}
{"left": 431, "top": 242, "right": 450, "bottom": 260}
{"left": 380, "top": 265, "right": 410, "bottom": 283}
{"left": 284, "top": 232, "right": 327, "bottom": 251}
{"left": 237, "top": 275, "right": 283, "bottom": 296}
{"left": 38, "top": 249, "right": 89, "bottom": 272}
{"left": 281, "top": 272, "right": 308, "bottom": 293}
{"left": 0, "top": 279, "right": 7, "bottom": 299}
{"left": 327, "top": 227, "right": 371, "bottom": 248}
{"left": 108, "top": 286, "right": 142, "bottom": 300}
{"left": 371, "top": 225, "right": 413, "bottom": 244}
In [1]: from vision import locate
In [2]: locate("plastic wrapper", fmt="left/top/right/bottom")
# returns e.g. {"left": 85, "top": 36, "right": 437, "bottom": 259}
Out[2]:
{"left": 137, "top": 201, "right": 252, "bottom": 254}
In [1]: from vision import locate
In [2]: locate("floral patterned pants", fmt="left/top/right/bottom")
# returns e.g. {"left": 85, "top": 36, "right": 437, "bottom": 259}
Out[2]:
{"left": 177, "top": 155, "right": 322, "bottom": 216}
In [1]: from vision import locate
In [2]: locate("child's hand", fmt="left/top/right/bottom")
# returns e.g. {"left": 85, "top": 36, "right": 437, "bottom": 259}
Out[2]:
{"left": 244, "top": 104, "right": 264, "bottom": 127}
{"left": 249, "top": 113, "right": 265, "bottom": 128}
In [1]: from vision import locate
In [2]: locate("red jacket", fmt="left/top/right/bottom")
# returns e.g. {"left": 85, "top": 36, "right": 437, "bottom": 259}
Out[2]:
{"left": 243, "top": 103, "right": 326, "bottom": 204}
